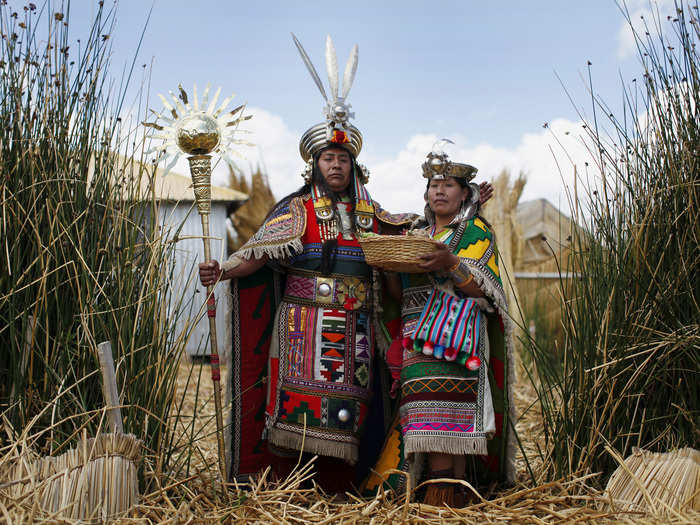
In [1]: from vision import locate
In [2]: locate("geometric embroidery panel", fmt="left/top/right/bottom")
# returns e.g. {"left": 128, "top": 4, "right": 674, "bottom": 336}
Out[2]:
{"left": 402, "top": 377, "right": 477, "bottom": 396}
{"left": 354, "top": 312, "right": 371, "bottom": 362}
{"left": 315, "top": 308, "right": 347, "bottom": 383}
{"left": 353, "top": 362, "right": 369, "bottom": 388}
{"left": 286, "top": 306, "right": 309, "bottom": 378}
{"left": 279, "top": 389, "right": 322, "bottom": 426}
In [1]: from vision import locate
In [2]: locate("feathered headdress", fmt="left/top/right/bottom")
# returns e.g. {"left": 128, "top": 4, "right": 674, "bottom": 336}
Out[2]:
{"left": 292, "top": 34, "right": 368, "bottom": 183}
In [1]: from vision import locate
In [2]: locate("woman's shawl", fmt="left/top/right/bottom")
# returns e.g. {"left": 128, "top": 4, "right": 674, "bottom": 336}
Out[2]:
{"left": 362, "top": 215, "right": 516, "bottom": 494}
{"left": 451, "top": 216, "right": 516, "bottom": 484}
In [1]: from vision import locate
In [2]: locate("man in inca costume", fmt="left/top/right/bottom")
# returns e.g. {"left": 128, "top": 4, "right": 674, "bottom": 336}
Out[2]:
{"left": 199, "top": 35, "right": 413, "bottom": 489}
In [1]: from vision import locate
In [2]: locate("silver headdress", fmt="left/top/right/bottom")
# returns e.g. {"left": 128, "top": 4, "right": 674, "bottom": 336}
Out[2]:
{"left": 422, "top": 139, "right": 478, "bottom": 181}
{"left": 292, "top": 34, "right": 368, "bottom": 183}
{"left": 423, "top": 140, "right": 481, "bottom": 225}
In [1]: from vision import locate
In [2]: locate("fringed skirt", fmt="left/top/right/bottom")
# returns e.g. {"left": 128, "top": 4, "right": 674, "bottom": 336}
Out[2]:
{"left": 398, "top": 320, "right": 494, "bottom": 456}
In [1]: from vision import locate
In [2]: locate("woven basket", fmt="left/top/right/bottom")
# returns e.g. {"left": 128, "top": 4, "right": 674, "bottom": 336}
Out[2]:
{"left": 358, "top": 234, "right": 439, "bottom": 273}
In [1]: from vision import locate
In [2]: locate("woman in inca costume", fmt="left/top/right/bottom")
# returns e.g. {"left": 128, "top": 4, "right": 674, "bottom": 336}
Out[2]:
{"left": 367, "top": 145, "right": 515, "bottom": 505}
{"left": 199, "top": 35, "right": 413, "bottom": 489}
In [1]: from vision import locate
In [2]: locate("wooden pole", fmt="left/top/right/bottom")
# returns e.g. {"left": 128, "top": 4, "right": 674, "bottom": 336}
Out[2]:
{"left": 188, "top": 154, "right": 227, "bottom": 481}
{"left": 97, "top": 341, "right": 123, "bottom": 434}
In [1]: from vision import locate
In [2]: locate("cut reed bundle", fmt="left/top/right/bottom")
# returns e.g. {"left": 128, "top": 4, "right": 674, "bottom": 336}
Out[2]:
{"left": 604, "top": 447, "right": 699, "bottom": 516}
{"left": 358, "top": 234, "right": 438, "bottom": 273}
{"left": 2, "top": 432, "right": 142, "bottom": 522}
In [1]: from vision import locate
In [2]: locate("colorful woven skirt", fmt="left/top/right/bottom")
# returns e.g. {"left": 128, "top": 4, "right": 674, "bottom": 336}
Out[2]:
{"left": 264, "top": 270, "right": 375, "bottom": 464}
{"left": 399, "top": 318, "right": 494, "bottom": 456}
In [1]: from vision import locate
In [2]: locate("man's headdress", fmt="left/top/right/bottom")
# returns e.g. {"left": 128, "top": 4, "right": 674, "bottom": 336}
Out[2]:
{"left": 292, "top": 34, "right": 369, "bottom": 184}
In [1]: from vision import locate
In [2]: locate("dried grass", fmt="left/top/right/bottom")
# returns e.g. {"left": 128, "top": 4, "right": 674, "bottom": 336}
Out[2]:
{"left": 1, "top": 361, "right": 698, "bottom": 524}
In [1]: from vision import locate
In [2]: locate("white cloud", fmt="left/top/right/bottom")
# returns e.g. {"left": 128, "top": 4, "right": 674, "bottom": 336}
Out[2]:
{"left": 364, "top": 119, "right": 594, "bottom": 216}
{"left": 617, "top": 0, "right": 677, "bottom": 59}
{"left": 192, "top": 107, "right": 595, "bottom": 218}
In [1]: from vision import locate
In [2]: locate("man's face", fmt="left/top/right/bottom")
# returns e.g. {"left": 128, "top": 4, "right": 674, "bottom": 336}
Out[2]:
{"left": 317, "top": 148, "right": 352, "bottom": 193}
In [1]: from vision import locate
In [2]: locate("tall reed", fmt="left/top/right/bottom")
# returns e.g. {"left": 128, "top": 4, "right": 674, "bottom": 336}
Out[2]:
{"left": 0, "top": 0, "right": 188, "bottom": 479}
{"left": 526, "top": 0, "right": 699, "bottom": 482}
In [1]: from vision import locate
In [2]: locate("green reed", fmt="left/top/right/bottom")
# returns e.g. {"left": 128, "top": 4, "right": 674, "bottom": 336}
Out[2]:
{"left": 525, "top": 0, "right": 699, "bottom": 482}
{"left": 0, "top": 1, "right": 201, "bottom": 482}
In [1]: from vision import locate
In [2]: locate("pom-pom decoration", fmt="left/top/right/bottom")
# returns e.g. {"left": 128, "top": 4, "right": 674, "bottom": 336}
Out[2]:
{"left": 466, "top": 355, "right": 481, "bottom": 371}
{"left": 422, "top": 340, "right": 434, "bottom": 356}
{"left": 433, "top": 344, "right": 445, "bottom": 359}
{"left": 444, "top": 347, "right": 458, "bottom": 361}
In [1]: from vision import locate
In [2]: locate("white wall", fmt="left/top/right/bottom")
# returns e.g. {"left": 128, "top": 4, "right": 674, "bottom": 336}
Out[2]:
{"left": 158, "top": 201, "right": 232, "bottom": 358}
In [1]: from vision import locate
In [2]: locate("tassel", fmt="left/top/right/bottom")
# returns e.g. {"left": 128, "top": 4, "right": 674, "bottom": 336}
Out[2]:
{"left": 466, "top": 356, "right": 481, "bottom": 371}
{"left": 413, "top": 338, "right": 425, "bottom": 353}
{"left": 402, "top": 337, "right": 414, "bottom": 351}
{"left": 422, "top": 340, "right": 434, "bottom": 356}
{"left": 433, "top": 344, "right": 445, "bottom": 359}
{"left": 456, "top": 351, "right": 468, "bottom": 366}
{"left": 444, "top": 347, "right": 458, "bottom": 361}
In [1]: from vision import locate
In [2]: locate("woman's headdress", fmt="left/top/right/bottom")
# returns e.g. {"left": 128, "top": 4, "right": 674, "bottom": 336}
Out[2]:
{"left": 423, "top": 139, "right": 481, "bottom": 225}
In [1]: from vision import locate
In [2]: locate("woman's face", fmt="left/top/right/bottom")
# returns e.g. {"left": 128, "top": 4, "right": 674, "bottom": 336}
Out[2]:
{"left": 427, "top": 177, "right": 469, "bottom": 218}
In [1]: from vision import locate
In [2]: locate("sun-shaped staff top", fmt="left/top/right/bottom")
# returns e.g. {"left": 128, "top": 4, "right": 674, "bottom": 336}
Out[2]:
{"left": 144, "top": 84, "right": 252, "bottom": 174}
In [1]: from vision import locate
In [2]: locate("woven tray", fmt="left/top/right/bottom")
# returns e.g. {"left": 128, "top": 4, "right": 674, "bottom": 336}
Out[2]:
{"left": 358, "top": 234, "right": 438, "bottom": 273}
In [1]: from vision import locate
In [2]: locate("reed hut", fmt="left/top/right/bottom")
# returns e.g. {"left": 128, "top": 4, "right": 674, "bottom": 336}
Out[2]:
{"left": 513, "top": 198, "right": 576, "bottom": 340}
{"left": 134, "top": 166, "right": 248, "bottom": 357}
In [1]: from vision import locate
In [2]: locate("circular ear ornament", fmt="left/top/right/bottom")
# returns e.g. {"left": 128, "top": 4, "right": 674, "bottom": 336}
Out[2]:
{"left": 301, "top": 159, "right": 313, "bottom": 183}
{"left": 358, "top": 163, "right": 370, "bottom": 184}
{"left": 355, "top": 215, "right": 373, "bottom": 230}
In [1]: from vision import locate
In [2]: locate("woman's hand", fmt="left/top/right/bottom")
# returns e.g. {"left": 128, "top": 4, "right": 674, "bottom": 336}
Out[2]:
{"left": 199, "top": 260, "right": 222, "bottom": 287}
{"left": 418, "top": 243, "right": 460, "bottom": 271}
{"left": 479, "top": 181, "right": 494, "bottom": 206}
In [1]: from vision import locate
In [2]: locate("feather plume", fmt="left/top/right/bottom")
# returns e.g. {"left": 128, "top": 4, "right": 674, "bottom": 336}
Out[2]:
{"left": 325, "top": 35, "right": 339, "bottom": 99}
{"left": 341, "top": 44, "right": 359, "bottom": 99}
{"left": 291, "top": 33, "right": 328, "bottom": 101}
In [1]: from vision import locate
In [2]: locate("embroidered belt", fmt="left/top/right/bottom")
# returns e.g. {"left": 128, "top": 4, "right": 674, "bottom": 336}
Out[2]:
{"left": 283, "top": 270, "right": 370, "bottom": 311}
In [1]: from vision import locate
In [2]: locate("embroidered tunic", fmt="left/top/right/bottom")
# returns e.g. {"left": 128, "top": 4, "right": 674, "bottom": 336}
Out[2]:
{"left": 225, "top": 186, "right": 416, "bottom": 476}
{"left": 264, "top": 197, "right": 377, "bottom": 463}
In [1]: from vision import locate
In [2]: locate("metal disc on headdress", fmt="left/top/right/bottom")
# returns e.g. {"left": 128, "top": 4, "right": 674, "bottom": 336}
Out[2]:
{"left": 299, "top": 122, "right": 363, "bottom": 162}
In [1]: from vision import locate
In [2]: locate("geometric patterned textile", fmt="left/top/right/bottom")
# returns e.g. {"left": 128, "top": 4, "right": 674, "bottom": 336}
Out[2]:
{"left": 264, "top": 196, "right": 379, "bottom": 465}
{"left": 226, "top": 183, "right": 417, "bottom": 479}
{"left": 396, "top": 216, "right": 515, "bottom": 483}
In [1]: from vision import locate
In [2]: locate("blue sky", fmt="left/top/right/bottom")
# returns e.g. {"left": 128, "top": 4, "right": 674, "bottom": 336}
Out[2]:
{"left": 57, "top": 0, "right": 675, "bottom": 214}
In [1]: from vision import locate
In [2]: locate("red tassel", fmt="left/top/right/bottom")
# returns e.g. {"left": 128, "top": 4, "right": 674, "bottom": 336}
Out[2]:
{"left": 466, "top": 356, "right": 481, "bottom": 371}
{"left": 444, "top": 347, "right": 458, "bottom": 361}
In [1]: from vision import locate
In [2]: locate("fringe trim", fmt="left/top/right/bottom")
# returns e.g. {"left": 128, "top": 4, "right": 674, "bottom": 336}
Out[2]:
{"left": 468, "top": 266, "right": 518, "bottom": 483}
{"left": 404, "top": 435, "right": 488, "bottom": 456}
{"left": 235, "top": 237, "right": 304, "bottom": 262}
{"left": 267, "top": 426, "right": 358, "bottom": 464}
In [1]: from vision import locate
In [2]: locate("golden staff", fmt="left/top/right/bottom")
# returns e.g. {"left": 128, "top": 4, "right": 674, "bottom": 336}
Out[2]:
{"left": 145, "top": 84, "right": 250, "bottom": 482}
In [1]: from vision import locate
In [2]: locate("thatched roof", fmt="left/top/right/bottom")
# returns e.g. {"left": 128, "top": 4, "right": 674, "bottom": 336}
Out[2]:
{"left": 143, "top": 169, "right": 248, "bottom": 203}
{"left": 515, "top": 199, "right": 574, "bottom": 269}
{"left": 89, "top": 155, "right": 249, "bottom": 203}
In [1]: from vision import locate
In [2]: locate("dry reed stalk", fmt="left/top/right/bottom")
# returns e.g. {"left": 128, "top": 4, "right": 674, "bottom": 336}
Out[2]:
{"left": 1, "top": 432, "right": 142, "bottom": 522}
{"left": 604, "top": 447, "right": 700, "bottom": 516}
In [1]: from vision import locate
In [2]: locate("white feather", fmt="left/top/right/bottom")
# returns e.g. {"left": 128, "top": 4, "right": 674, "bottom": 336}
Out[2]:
{"left": 325, "top": 35, "right": 339, "bottom": 99}
{"left": 341, "top": 44, "right": 359, "bottom": 99}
